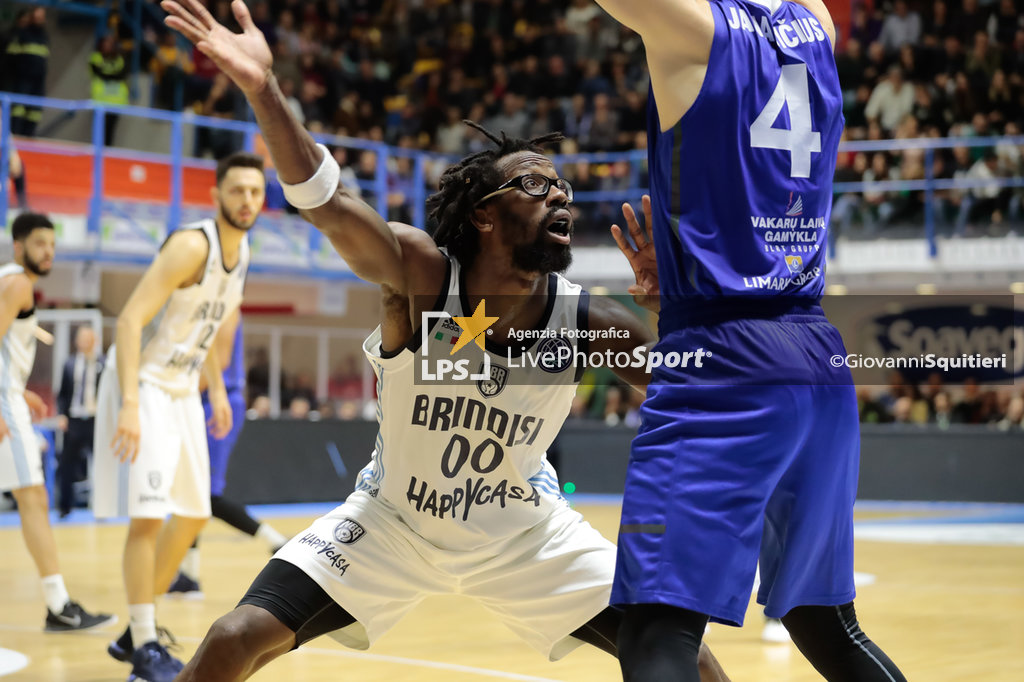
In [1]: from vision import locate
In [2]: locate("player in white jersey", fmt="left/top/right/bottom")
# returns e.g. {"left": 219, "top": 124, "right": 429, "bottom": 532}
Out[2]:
{"left": 0, "top": 212, "right": 115, "bottom": 632}
{"left": 163, "top": 2, "right": 727, "bottom": 680}
{"left": 91, "top": 153, "right": 262, "bottom": 682}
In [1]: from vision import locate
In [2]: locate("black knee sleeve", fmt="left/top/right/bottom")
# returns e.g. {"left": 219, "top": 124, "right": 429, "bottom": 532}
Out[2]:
{"left": 782, "top": 602, "right": 906, "bottom": 682}
{"left": 618, "top": 604, "right": 707, "bottom": 682}
{"left": 239, "top": 559, "right": 356, "bottom": 648}
{"left": 211, "top": 494, "right": 261, "bottom": 536}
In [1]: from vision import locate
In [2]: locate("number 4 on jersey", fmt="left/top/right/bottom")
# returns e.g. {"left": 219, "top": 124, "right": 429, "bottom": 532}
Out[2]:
{"left": 750, "top": 63, "right": 821, "bottom": 179}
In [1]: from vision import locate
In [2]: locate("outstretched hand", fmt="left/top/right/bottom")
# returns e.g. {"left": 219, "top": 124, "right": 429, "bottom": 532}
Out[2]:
{"left": 162, "top": 0, "right": 273, "bottom": 96}
{"left": 610, "top": 195, "right": 660, "bottom": 312}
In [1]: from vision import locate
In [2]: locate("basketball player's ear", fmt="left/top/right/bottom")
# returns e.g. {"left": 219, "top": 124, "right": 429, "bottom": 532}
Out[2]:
{"left": 210, "top": 184, "right": 220, "bottom": 207}
{"left": 470, "top": 206, "right": 495, "bottom": 234}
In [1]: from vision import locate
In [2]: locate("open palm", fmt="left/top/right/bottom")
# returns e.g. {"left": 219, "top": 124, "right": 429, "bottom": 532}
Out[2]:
{"left": 611, "top": 195, "right": 660, "bottom": 312}
{"left": 162, "top": 0, "right": 272, "bottom": 95}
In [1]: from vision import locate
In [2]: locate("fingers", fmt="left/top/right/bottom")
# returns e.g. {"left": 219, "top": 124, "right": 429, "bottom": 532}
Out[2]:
{"left": 161, "top": 0, "right": 206, "bottom": 34}
{"left": 232, "top": 0, "right": 257, "bottom": 32}
{"left": 642, "top": 194, "right": 654, "bottom": 243}
{"left": 163, "top": 12, "right": 206, "bottom": 45}
{"left": 111, "top": 431, "right": 139, "bottom": 464}
{"left": 217, "top": 410, "right": 233, "bottom": 438}
{"left": 610, "top": 224, "right": 634, "bottom": 258}
{"left": 178, "top": 0, "right": 218, "bottom": 29}
{"left": 208, "top": 412, "right": 231, "bottom": 439}
{"left": 623, "top": 201, "right": 647, "bottom": 249}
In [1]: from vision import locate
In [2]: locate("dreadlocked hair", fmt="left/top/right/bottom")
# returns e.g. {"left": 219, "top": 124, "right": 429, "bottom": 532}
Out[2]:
{"left": 426, "top": 121, "right": 564, "bottom": 269}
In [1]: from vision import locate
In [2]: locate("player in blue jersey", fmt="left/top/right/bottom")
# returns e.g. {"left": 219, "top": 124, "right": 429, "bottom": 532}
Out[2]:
{"left": 596, "top": 0, "right": 908, "bottom": 680}
{"left": 164, "top": 319, "right": 289, "bottom": 598}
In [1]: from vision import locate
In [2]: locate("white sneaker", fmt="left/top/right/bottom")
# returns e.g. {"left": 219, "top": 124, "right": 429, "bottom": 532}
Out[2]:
{"left": 761, "top": 618, "right": 790, "bottom": 643}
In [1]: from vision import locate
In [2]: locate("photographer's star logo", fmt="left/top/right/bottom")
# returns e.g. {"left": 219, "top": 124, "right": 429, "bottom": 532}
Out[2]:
{"left": 450, "top": 300, "right": 498, "bottom": 355}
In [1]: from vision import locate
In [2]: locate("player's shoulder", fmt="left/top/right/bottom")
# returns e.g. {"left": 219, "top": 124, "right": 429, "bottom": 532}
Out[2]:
{"left": 388, "top": 221, "right": 448, "bottom": 293}
{"left": 390, "top": 222, "right": 437, "bottom": 252}
{"left": 164, "top": 224, "right": 212, "bottom": 259}
{"left": 778, "top": 0, "right": 836, "bottom": 46}
{"left": 0, "top": 269, "right": 33, "bottom": 301}
{"left": 152, "top": 224, "right": 213, "bottom": 280}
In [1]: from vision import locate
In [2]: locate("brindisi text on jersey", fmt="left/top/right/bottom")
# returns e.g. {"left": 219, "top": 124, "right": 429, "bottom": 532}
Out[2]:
{"left": 406, "top": 393, "right": 548, "bottom": 521}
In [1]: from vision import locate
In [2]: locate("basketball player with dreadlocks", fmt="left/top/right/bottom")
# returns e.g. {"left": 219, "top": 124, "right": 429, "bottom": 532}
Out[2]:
{"left": 162, "top": 2, "right": 729, "bottom": 680}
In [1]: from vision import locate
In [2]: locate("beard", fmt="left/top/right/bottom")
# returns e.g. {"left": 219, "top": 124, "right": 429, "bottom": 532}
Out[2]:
{"left": 220, "top": 206, "right": 257, "bottom": 231}
{"left": 505, "top": 210, "right": 573, "bottom": 275}
{"left": 23, "top": 254, "right": 50, "bottom": 277}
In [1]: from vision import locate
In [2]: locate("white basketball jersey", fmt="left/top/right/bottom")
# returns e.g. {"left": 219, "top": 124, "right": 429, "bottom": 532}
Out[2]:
{"left": 139, "top": 220, "right": 248, "bottom": 397}
{"left": 360, "top": 254, "right": 588, "bottom": 551}
{"left": 0, "top": 264, "right": 36, "bottom": 395}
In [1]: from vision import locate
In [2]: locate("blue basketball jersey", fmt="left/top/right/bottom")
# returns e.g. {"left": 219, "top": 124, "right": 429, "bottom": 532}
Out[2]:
{"left": 223, "top": 324, "right": 244, "bottom": 394}
{"left": 647, "top": 0, "right": 843, "bottom": 306}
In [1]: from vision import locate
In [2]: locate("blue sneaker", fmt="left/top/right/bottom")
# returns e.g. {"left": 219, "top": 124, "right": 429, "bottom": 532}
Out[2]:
{"left": 166, "top": 572, "right": 203, "bottom": 600}
{"left": 108, "top": 626, "right": 179, "bottom": 664}
{"left": 127, "top": 641, "right": 184, "bottom": 682}
{"left": 107, "top": 626, "right": 134, "bottom": 662}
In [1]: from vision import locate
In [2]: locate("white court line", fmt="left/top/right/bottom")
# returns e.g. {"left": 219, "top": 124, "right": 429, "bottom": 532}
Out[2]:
{"left": 0, "top": 624, "right": 560, "bottom": 682}
{"left": 854, "top": 523, "right": 1024, "bottom": 546}
{"left": 0, "top": 648, "right": 29, "bottom": 677}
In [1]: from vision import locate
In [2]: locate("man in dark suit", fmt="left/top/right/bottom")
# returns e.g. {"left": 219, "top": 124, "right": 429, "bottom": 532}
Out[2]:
{"left": 55, "top": 326, "right": 102, "bottom": 517}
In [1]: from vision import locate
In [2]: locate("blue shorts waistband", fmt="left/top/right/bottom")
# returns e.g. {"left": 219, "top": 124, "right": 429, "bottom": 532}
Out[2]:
{"left": 659, "top": 297, "right": 824, "bottom": 333}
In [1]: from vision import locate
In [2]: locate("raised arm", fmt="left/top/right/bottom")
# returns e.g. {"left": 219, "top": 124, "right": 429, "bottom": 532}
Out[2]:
{"left": 593, "top": 0, "right": 714, "bottom": 59}
{"left": 161, "top": 0, "right": 442, "bottom": 291}
{"left": 593, "top": 0, "right": 713, "bottom": 128}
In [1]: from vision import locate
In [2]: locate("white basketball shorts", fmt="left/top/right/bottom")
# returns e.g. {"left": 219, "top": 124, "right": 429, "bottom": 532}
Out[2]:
{"left": 274, "top": 490, "right": 616, "bottom": 660}
{"left": 92, "top": 362, "right": 210, "bottom": 519}
{"left": 0, "top": 391, "right": 42, "bottom": 492}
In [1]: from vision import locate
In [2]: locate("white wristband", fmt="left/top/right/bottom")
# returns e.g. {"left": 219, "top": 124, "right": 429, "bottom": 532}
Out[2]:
{"left": 279, "top": 143, "right": 341, "bottom": 210}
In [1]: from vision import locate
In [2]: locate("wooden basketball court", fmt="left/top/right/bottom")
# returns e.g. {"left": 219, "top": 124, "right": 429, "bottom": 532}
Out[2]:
{"left": 1, "top": 502, "right": 1021, "bottom": 681}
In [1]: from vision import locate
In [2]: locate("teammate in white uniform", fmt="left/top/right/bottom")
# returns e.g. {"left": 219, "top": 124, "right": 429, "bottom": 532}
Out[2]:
{"left": 163, "top": 3, "right": 727, "bottom": 680}
{"left": 0, "top": 212, "right": 115, "bottom": 633}
{"left": 91, "top": 153, "right": 262, "bottom": 682}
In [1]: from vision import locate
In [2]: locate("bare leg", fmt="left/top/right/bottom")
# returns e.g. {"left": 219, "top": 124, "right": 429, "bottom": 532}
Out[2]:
{"left": 698, "top": 642, "right": 730, "bottom": 682}
{"left": 124, "top": 518, "right": 163, "bottom": 604}
{"left": 154, "top": 515, "right": 208, "bottom": 596}
{"left": 12, "top": 485, "right": 60, "bottom": 576}
{"left": 175, "top": 605, "right": 295, "bottom": 682}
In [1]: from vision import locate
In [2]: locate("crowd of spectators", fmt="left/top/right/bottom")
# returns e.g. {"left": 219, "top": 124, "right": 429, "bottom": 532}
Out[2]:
{"left": 858, "top": 371, "right": 1024, "bottom": 429}
{"left": 833, "top": 0, "right": 1024, "bottom": 237}
{"left": 123, "top": 0, "right": 654, "bottom": 241}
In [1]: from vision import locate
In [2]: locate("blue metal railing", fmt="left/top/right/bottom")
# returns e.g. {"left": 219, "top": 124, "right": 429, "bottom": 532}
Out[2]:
{"left": 1, "top": 92, "right": 1022, "bottom": 278}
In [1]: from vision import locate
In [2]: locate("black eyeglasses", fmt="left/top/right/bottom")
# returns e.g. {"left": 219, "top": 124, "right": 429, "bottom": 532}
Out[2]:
{"left": 475, "top": 174, "right": 574, "bottom": 205}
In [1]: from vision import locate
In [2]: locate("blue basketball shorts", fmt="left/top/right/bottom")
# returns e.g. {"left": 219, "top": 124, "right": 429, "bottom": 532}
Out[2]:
{"left": 202, "top": 390, "right": 247, "bottom": 497}
{"left": 611, "top": 305, "right": 859, "bottom": 626}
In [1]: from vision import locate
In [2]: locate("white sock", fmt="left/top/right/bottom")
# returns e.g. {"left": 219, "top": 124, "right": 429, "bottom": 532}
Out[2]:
{"left": 41, "top": 574, "right": 70, "bottom": 613}
{"left": 256, "top": 524, "right": 288, "bottom": 550}
{"left": 181, "top": 548, "right": 200, "bottom": 581}
{"left": 128, "top": 603, "right": 157, "bottom": 646}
